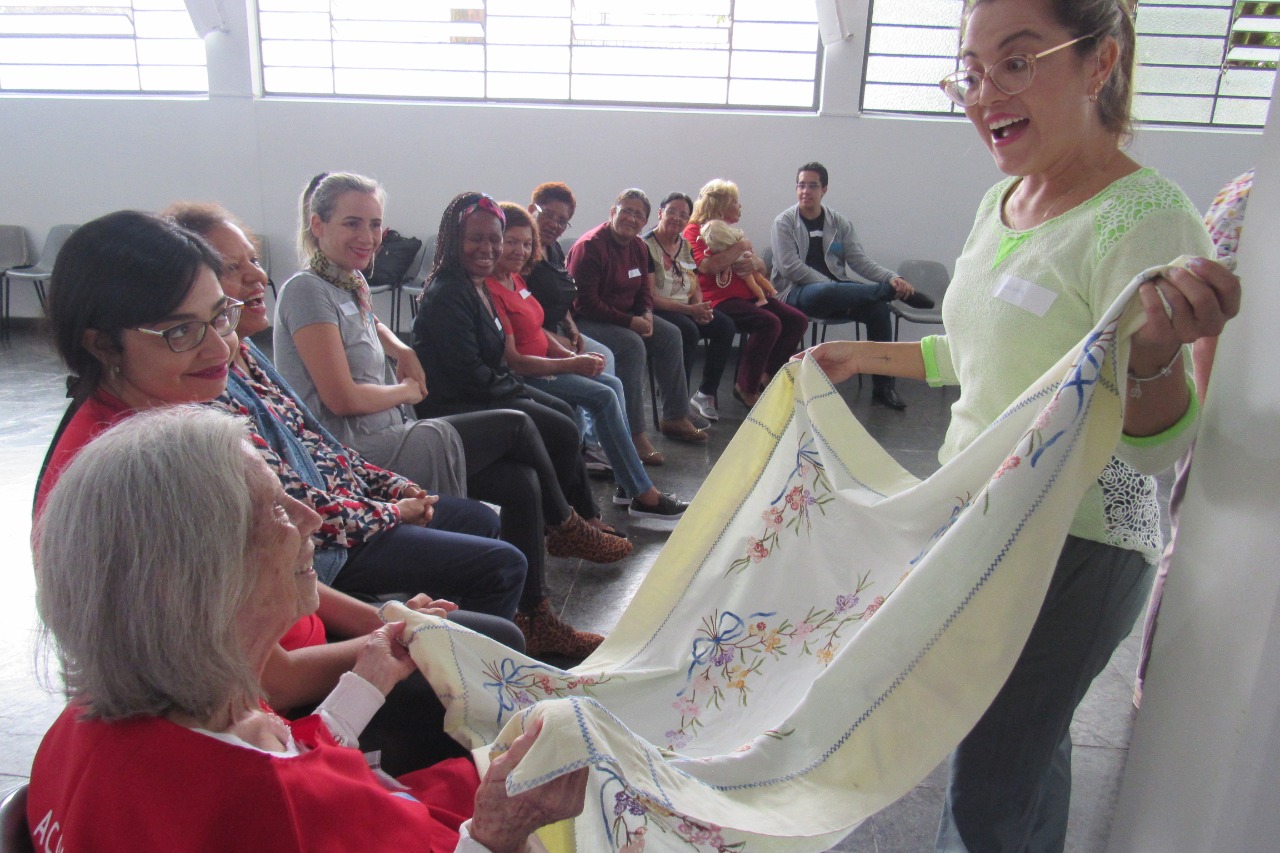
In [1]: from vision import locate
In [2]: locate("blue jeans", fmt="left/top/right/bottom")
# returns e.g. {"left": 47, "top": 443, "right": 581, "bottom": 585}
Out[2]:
{"left": 785, "top": 280, "right": 895, "bottom": 390}
{"left": 934, "top": 535, "right": 1155, "bottom": 853}
{"left": 578, "top": 333, "right": 614, "bottom": 446}
{"left": 526, "top": 371, "right": 654, "bottom": 500}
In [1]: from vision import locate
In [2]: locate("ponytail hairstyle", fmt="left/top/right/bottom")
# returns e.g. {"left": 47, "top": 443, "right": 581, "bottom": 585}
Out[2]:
{"left": 297, "top": 171, "right": 385, "bottom": 264}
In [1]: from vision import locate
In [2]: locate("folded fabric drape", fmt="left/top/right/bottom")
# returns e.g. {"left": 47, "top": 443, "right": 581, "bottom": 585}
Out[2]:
{"left": 388, "top": 267, "right": 1167, "bottom": 852}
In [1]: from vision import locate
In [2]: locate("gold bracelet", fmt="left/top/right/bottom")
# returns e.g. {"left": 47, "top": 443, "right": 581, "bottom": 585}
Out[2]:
{"left": 1127, "top": 349, "right": 1182, "bottom": 398}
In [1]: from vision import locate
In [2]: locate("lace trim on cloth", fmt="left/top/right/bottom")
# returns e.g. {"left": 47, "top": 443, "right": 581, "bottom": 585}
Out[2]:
{"left": 1099, "top": 457, "right": 1163, "bottom": 561}
{"left": 1094, "top": 172, "right": 1200, "bottom": 261}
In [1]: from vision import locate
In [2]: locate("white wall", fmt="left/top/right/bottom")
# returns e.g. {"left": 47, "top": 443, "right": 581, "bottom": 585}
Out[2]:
{"left": 0, "top": 0, "right": 1262, "bottom": 321}
{"left": 1107, "top": 71, "right": 1280, "bottom": 853}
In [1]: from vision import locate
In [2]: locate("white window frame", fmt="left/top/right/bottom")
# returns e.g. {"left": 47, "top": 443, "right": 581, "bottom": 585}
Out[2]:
{"left": 255, "top": 1, "right": 823, "bottom": 111}
{"left": 862, "top": 0, "right": 1278, "bottom": 129}
{"left": 0, "top": 1, "right": 208, "bottom": 94}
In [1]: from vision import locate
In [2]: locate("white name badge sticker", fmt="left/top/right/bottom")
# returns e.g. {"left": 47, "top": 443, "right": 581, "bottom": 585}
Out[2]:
{"left": 518, "top": 288, "right": 532, "bottom": 300}
{"left": 340, "top": 301, "right": 360, "bottom": 316}
{"left": 628, "top": 267, "right": 642, "bottom": 279}
{"left": 992, "top": 274, "right": 1057, "bottom": 317}
{"left": 681, "top": 261, "right": 697, "bottom": 270}
{"left": 495, "top": 316, "right": 504, "bottom": 330}
{"left": 809, "top": 230, "right": 823, "bottom": 237}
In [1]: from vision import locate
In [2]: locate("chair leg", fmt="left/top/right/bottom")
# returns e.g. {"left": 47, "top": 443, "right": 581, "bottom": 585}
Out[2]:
{"left": 647, "top": 354, "right": 660, "bottom": 431}
{"left": 34, "top": 280, "right": 47, "bottom": 311}
{"left": 1, "top": 276, "right": 9, "bottom": 345}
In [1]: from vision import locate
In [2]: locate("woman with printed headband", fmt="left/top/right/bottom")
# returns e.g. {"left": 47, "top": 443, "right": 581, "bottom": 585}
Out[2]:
{"left": 801, "top": 1, "right": 1240, "bottom": 849}
{"left": 410, "top": 192, "right": 633, "bottom": 563}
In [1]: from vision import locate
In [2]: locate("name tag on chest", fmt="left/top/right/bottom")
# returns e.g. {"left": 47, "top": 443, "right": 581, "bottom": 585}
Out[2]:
{"left": 809, "top": 230, "right": 822, "bottom": 237}
{"left": 518, "top": 288, "right": 532, "bottom": 300}
{"left": 992, "top": 274, "right": 1057, "bottom": 317}
{"left": 627, "top": 267, "right": 641, "bottom": 279}
{"left": 339, "top": 301, "right": 360, "bottom": 316}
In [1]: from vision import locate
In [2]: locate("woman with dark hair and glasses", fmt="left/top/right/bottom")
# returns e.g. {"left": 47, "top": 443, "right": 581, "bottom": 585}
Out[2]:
{"left": 803, "top": 0, "right": 1240, "bottom": 848}
{"left": 644, "top": 191, "right": 736, "bottom": 422}
{"left": 36, "top": 209, "right": 239, "bottom": 517}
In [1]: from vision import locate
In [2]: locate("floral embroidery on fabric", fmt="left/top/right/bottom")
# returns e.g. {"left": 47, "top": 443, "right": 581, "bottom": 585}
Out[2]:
{"left": 481, "top": 658, "right": 616, "bottom": 724}
{"left": 667, "top": 587, "right": 874, "bottom": 749}
{"left": 601, "top": 768, "right": 745, "bottom": 852}
{"left": 727, "top": 434, "right": 833, "bottom": 575}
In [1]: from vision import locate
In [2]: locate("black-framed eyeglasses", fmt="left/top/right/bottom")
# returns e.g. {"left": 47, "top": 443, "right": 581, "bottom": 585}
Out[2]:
{"left": 939, "top": 33, "right": 1095, "bottom": 107}
{"left": 134, "top": 299, "right": 244, "bottom": 353}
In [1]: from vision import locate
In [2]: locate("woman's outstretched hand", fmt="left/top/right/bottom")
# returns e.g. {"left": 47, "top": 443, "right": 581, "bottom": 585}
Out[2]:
{"left": 791, "top": 341, "right": 862, "bottom": 384}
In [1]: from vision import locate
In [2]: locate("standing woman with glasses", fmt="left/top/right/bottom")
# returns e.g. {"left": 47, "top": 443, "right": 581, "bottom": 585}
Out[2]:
{"left": 644, "top": 191, "right": 736, "bottom": 422}
{"left": 803, "top": 1, "right": 1239, "bottom": 849}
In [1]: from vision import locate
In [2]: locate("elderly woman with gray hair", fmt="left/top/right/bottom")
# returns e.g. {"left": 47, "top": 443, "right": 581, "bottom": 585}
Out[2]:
{"left": 30, "top": 406, "right": 586, "bottom": 851}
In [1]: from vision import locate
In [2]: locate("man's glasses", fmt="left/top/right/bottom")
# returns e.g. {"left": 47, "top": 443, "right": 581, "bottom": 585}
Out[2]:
{"left": 939, "top": 34, "right": 1095, "bottom": 107}
{"left": 134, "top": 299, "right": 243, "bottom": 353}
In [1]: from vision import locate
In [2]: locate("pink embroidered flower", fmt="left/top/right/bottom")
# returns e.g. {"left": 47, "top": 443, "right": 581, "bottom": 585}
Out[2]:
{"left": 793, "top": 622, "right": 815, "bottom": 639}
{"left": 761, "top": 506, "right": 784, "bottom": 529}
{"left": 864, "top": 595, "right": 886, "bottom": 618}
{"left": 536, "top": 676, "right": 556, "bottom": 695}
{"left": 620, "top": 833, "right": 647, "bottom": 853}
{"left": 672, "top": 697, "right": 700, "bottom": 717}
{"left": 695, "top": 670, "right": 718, "bottom": 690}
{"left": 993, "top": 454, "right": 1022, "bottom": 480}
{"left": 747, "top": 537, "right": 770, "bottom": 562}
{"left": 785, "top": 485, "right": 805, "bottom": 510}
{"left": 1032, "top": 396, "right": 1061, "bottom": 430}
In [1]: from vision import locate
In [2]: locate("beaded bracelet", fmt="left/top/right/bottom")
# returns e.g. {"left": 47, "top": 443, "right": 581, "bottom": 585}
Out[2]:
{"left": 1127, "top": 349, "right": 1182, "bottom": 398}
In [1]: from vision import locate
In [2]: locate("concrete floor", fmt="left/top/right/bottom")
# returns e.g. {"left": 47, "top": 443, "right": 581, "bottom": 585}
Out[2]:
{"left": 0, "top": 324, "right": 1142, "bottom": 851}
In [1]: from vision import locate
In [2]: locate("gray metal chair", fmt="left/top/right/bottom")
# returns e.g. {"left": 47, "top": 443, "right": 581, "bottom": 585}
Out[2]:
{"left": 0, "top": 784, "right": 32, "bottom": 853}
{"left": 3, "top": 224, "right": 76, "bottom": 342}
{"left": 401, "top": 233, "right": 436, "bottom": 331}
{"left": 890, "top": 259, "right": 948, "bottom": 340}
{"left": 0, "top": 226, "right": 31, "bottom": 343}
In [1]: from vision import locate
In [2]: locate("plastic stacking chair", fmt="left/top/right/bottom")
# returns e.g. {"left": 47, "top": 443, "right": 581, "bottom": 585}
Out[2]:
{"left": 0, "top": 784, "right": 33, "bottom": 853}
{"left": 3, "top": 224, "right": 76, "bottom": 339}
{"left": 890, "top": 259, "right": 949, "bottom": 340}
{"left": 0, "top": 226, "right": 31, "bottom": 343}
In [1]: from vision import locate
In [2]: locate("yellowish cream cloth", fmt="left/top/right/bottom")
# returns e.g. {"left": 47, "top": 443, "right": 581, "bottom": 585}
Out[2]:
{"left": 386, "top": 268, "right": 1173, "bottom": 852}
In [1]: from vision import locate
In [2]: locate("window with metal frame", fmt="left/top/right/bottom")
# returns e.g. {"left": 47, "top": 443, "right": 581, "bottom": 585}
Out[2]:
{"left": 257, "top": 0, "right": 821, "bottom": 109}
{"left": 863, "top": 0, "right": 1278, "bottom": 129}
{"left": 0, "top": 1, "right": 207, "bottom": 93}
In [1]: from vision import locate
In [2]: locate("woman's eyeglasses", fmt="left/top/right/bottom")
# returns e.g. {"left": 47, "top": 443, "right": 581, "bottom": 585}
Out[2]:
{"left": 939, "top": 33, "right": 1095, "bottom": 107}
{"left": 134, "top": 299, "right": 244, "bottom": 353}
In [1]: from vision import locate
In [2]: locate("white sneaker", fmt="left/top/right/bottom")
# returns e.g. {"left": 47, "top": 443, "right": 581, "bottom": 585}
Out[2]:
{"left": 690, "top": 391, "right": 719, "bottom": 422}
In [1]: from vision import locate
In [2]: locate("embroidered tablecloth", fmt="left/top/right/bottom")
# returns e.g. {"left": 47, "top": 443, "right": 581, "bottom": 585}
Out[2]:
{"left": 386, "top": 270, "right": 1164, "bottom": 852}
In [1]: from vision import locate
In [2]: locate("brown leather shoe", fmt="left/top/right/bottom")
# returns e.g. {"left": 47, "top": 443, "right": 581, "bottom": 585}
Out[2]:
{"left": 514, "top": 597, "right": 604, "bottom": 659}
{"left": 545, "top": 510, "right": 633, "bottom": 563}
{"left": 659, "top": 418, "right": 709, "bottom": 444}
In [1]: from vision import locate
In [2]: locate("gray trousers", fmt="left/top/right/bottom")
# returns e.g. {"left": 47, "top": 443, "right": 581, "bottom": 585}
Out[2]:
{"left": 575, "top": 315, "right": 690, "bottom": 433}
{"left": 935, "top": 535, "right": 1155, "bottom": 853}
